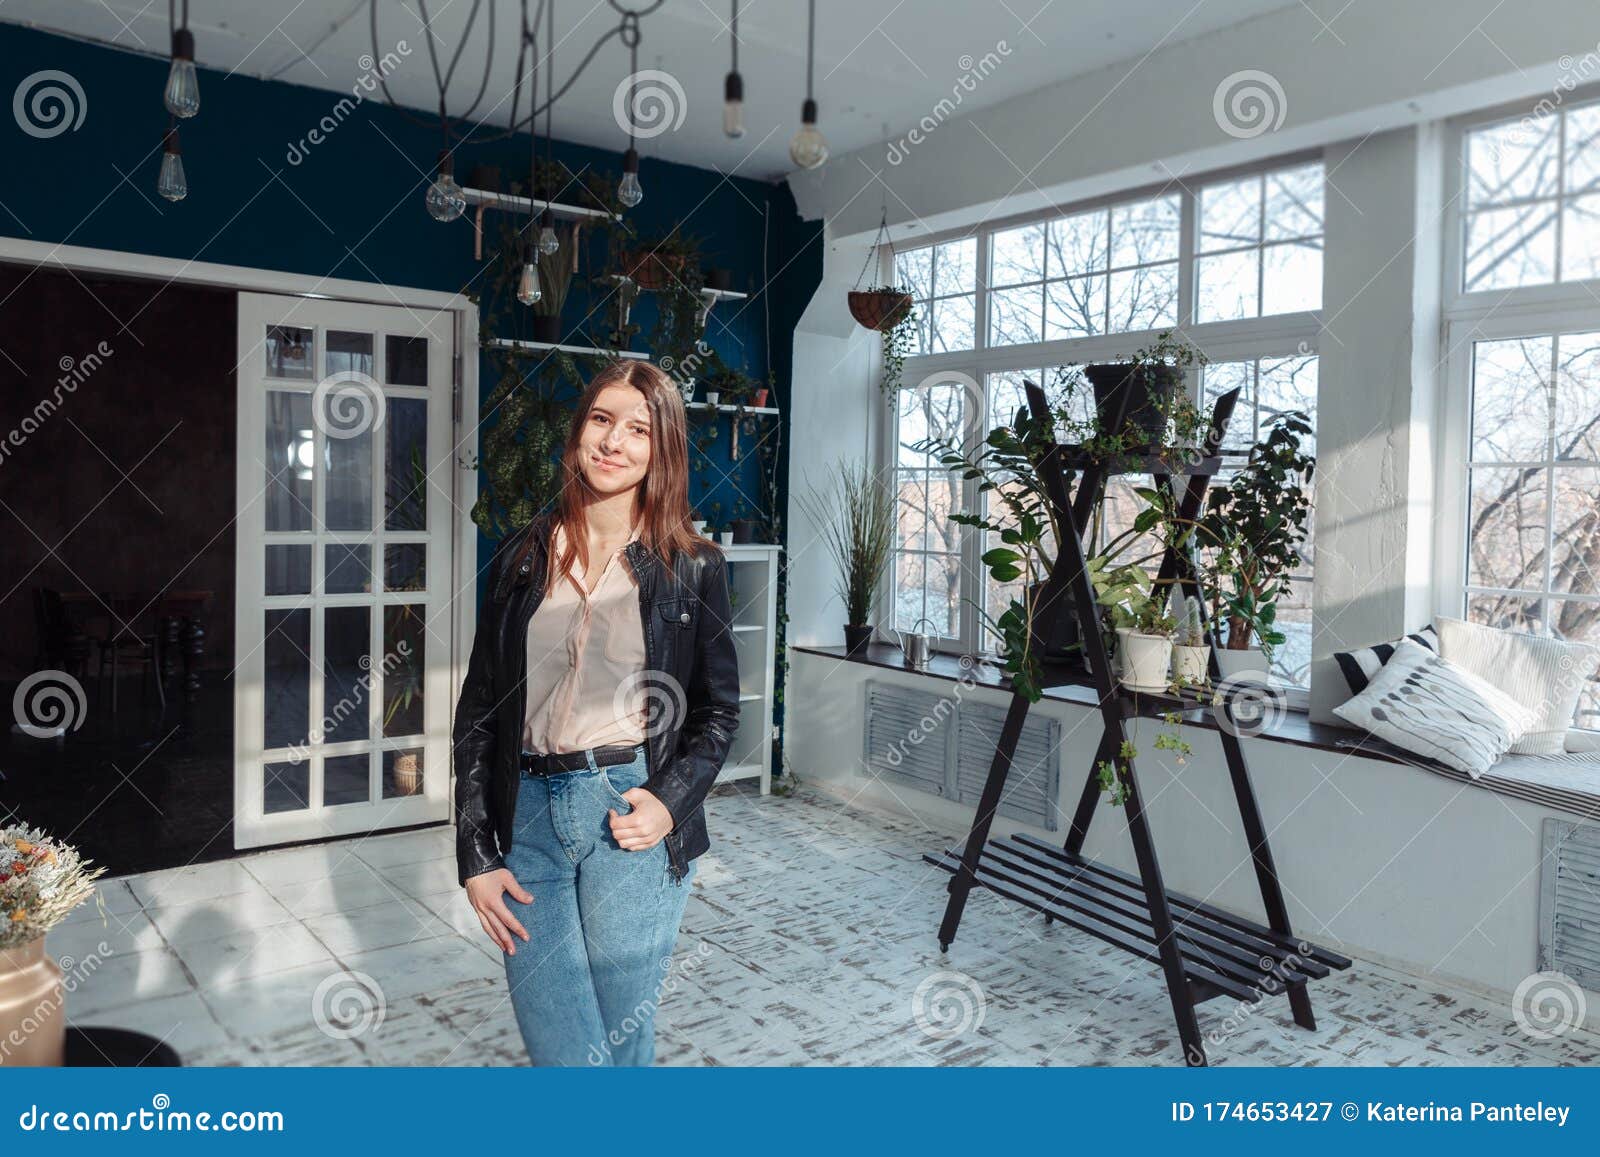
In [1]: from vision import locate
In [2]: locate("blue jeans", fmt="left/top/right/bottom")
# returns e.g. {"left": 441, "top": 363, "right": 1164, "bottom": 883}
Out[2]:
{"left": 500, "top": 742, "right": 696, "bottom": 1066}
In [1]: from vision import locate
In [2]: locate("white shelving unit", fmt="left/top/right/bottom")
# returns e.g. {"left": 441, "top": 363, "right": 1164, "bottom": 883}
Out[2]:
{"left": 714, "top": 541, "right": 781, "bottom": 793}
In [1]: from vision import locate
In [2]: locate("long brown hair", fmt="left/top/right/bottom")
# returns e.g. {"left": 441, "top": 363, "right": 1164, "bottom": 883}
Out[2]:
{"left": 519, "top": 359, "right": 711, "bottom": 585}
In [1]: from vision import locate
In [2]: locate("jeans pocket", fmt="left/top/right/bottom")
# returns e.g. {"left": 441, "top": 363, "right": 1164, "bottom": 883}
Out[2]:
{"left": 599, "top": 766, "right": 639, "bottom": 811}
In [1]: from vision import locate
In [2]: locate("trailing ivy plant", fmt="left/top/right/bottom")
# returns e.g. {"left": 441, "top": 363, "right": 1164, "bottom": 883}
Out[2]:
{"left": 865, "top": 285, "right": 918, "bottom": 410}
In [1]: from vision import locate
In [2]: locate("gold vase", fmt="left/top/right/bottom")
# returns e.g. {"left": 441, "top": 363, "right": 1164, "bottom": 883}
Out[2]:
{"left": 0, "top": 935, "right": 66, "bottom": 1066}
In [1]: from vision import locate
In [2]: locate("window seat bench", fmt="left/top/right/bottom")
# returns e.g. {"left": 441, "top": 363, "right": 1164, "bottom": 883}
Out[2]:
{"left": 792, "top": 642, "right": 1600, "bottom": 823}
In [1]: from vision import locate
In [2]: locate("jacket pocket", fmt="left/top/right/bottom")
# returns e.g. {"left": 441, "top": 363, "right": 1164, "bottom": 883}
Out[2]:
{"left": 654, "top": 598, "right": 697, "bottom": 629}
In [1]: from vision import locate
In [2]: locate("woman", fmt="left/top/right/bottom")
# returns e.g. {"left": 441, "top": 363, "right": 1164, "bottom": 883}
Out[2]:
{"left": 452, "top": 359, "right": 741, "bottom": 1066}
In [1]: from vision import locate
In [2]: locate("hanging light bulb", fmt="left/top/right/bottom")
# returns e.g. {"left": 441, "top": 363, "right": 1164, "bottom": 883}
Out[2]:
{"left": 516, "top": 248, "right": 543, "bottom": 306}
{"left": 789, "top": 1, "right": 827, "bottom": 169}
{"left": 724, "top": 72, "right": 745, "bottom": 139}
{"left": 618, "top": 147, "right": 644, "bottom": 208}
{"left": 158, "top": 125, "right": 187, "bottom": 202}
{"left": 724, "top": 0, "right": 745, "bottom": 138}
{"left": 789, "top": 98, "right": 828, "bottom": 169}
{"left": 425, "top": 150, "right": 467, "bottom": 222}
{"left": 164, "top": 12, "right": 200, "bottom": 117}
{"left": 536, "top": 208, "right": 560, "bottom": 255}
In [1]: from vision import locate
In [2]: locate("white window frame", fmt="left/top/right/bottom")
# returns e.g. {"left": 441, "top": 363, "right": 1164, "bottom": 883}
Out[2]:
{"left": 1436, "top": 89, "right": 1600, "bottom": 675}
{"left": 876, "top": 153, "right": 1325, "bottom": 706}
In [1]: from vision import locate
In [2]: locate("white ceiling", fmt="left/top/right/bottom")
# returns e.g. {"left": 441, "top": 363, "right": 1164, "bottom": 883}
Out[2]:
{"left": 2, "top": 0, "right": 1304, "bottom": 181}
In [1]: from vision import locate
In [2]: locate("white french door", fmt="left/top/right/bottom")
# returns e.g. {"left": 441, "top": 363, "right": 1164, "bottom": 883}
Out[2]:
{"left": 234, "top": 292, "right": 458, "bottom": 848}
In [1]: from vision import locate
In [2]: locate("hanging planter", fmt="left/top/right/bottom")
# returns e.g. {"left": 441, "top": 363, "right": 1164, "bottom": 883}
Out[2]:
{"left": 847, "top": 288, "right": 913, "bottom": 332}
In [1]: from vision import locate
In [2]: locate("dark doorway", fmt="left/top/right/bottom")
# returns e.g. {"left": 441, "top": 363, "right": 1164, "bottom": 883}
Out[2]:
{"left": 0, "top": 263, "right": 238, "bottom": 875}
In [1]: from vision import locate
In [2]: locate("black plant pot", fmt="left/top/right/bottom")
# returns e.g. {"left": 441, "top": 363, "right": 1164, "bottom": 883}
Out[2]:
{"left": 1083, "top": 362, "right": 1184, "bottom": 447}
{"left": 843, "top": 623, "right": 873, "bottom": 655}
{"left": 1027, "top": 580, "right": 1085, "bottom": 669}
{"left": 531, "top": 314, "right": 562, "bottom": 344}
{"left": 731, "top": 518, "right": 758, "bottom": 544}
{"left": 704, "top": 266, "right": 734, "bottom": 292}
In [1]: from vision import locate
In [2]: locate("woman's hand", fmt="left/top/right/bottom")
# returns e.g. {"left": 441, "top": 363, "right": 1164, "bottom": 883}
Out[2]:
{"left": 464, "top": 868, "right": 533, "bottom": 955}
{"left": 608, "top": 788, "right": 675, "bottom": 851}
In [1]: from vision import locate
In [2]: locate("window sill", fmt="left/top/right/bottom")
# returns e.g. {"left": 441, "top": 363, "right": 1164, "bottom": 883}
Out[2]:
{"left": 792, "top": 641, "right": 1600, "bottom": 820}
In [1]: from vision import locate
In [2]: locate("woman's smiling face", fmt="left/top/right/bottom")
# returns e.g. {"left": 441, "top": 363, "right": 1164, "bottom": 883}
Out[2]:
{"left": 578, "top": 382, "right": 652, "bottom": 495}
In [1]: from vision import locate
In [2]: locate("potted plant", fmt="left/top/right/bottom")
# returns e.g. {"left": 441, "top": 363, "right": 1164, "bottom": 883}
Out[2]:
{"left": 845, "top": 284, "right": 918, "bottom": 408}
{"left": 1197, "top": 410, "right": 1315, "bottom": 681}
{"left": 617, "top": 231, "right": 701, "bottom": 291}
{"left": 1088, "top": 556, "right": 1178, "bottom": 690}
{"left": 751, "top": 374, "right": 771, "bottom": 408}
{"left": 1064, "top": 331, "right": 1208, "bottom": 449}
{"left": 796, "top": 460, "right": 897, "bottom": 656}
{"left": 1170, "top": 593, "right": 1210, "bottom": 687}
{"left": 2, "top": 822, "right": 105, "bottom": 1065}
{"left": 691, "top": 508, "right": 707, "bottom": 536}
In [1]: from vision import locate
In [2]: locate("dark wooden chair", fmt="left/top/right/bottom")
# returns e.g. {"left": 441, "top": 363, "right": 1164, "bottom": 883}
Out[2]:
{"left": 31, "top": 588, "right": 93, "bottom": 680}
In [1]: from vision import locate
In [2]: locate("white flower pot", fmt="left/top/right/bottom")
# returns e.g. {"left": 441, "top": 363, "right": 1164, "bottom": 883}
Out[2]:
{"left": 1119, "top": 630, "right": 1173, "bottom": 691}
{"left": 1214, "top": 644, "right": 1269, "bottom": 681}
{"left": 1171, "top": 643, "right": 1211, "bottom": 686}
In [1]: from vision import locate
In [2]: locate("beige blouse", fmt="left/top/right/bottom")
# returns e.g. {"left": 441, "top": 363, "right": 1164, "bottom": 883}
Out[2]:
{"left": 521, "top": 521, "right": 649, "bottom": 755}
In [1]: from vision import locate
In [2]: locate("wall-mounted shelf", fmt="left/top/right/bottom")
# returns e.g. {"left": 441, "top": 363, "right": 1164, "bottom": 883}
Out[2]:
{"left": 485, "top": 337, "right": 647, "bottom": 361}
{"left": 600, "top": 273, "right": 749, "bottom": 329}
{"left": 685, "top": 401, "right": 779, "bottom": 416}
{"left": 460, "top": 186, "right": 620, "bottom": 260}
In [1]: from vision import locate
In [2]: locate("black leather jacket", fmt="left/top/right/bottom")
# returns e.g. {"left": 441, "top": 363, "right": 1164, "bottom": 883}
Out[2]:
{"left": 452, "top": 512, "right": 742, "bottom": 888}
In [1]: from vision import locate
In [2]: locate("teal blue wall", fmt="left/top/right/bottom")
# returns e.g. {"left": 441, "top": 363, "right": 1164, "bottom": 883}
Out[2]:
{"left": 0, "top": 23, "right": 822, "bottom": 582}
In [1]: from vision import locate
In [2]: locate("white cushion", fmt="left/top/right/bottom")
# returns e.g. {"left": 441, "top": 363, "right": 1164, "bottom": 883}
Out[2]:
{"left": 1434, "top": 616, "right": 1600, "bottom": 755}
{"left": 1333, "top": 639, "right": 1540, "bottom": 777}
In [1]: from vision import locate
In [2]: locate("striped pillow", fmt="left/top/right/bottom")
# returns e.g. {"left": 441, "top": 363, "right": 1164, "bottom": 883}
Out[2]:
{"left": 1435, "top": 616, "right": 1600, "bottom": 756}
{"left": 1333, "top": 625, "right": 1438, "bottom": 696}
{"left": 1333, "top": 639, "right": 1538, "bottom": 777}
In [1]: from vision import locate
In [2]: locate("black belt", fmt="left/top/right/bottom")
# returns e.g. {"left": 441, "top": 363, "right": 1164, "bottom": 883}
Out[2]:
{"left": 519, "top": 743, "right": 640, "bottom": 776}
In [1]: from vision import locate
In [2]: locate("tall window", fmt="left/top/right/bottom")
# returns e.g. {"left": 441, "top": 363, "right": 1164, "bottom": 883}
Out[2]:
{"left": 1445, "top": 96, "right": 1600, "bottom": 731}
{"left": 882, "top": 157, "right": 1325, "bottom": 694}
{"left": 1460, "top": 104, "right": 1600, "bottom": 291}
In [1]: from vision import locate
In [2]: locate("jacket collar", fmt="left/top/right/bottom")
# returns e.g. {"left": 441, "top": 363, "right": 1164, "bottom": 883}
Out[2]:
{"left": 500, "top": 511, "right": 660, "bottom": 601}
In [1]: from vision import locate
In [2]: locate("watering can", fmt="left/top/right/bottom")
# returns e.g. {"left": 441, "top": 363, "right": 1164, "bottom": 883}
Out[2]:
{"left": 897, "top": 616, "right": 940, "bottom": 670}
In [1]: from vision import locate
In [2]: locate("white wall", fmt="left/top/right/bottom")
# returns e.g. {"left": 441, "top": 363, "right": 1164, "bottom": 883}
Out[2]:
{"left": 788, "top": 0, "right": 1594, "bottom": 242}
{"left": 777, "top": 3, "right": 1595, "bottom": 1000}
{"left": 787, "top": 648, "right": 1549, "bottom": 998}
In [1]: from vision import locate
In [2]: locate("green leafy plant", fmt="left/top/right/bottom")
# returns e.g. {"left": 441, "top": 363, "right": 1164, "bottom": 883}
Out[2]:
{"left": 1051, "top": 331, "right": 1211, "bottom": 471}
{"left": 1196, "top": 411, "right": 1315, "bottom": 656}
{"left": 796, "top": 460, "right": 897, "bottom": 628}
{"left": 918, "top": 398, "right": 1064, "bottom": 701}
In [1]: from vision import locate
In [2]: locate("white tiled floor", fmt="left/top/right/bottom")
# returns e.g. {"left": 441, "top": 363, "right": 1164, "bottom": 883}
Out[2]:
{"left": 59, "top": 786, "right": 1600, "bottom": 1066}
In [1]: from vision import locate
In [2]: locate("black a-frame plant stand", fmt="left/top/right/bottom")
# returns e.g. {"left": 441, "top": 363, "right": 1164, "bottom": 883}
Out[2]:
{"left": 924, "top": 378, "right": 1350, "bottom": 1066}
